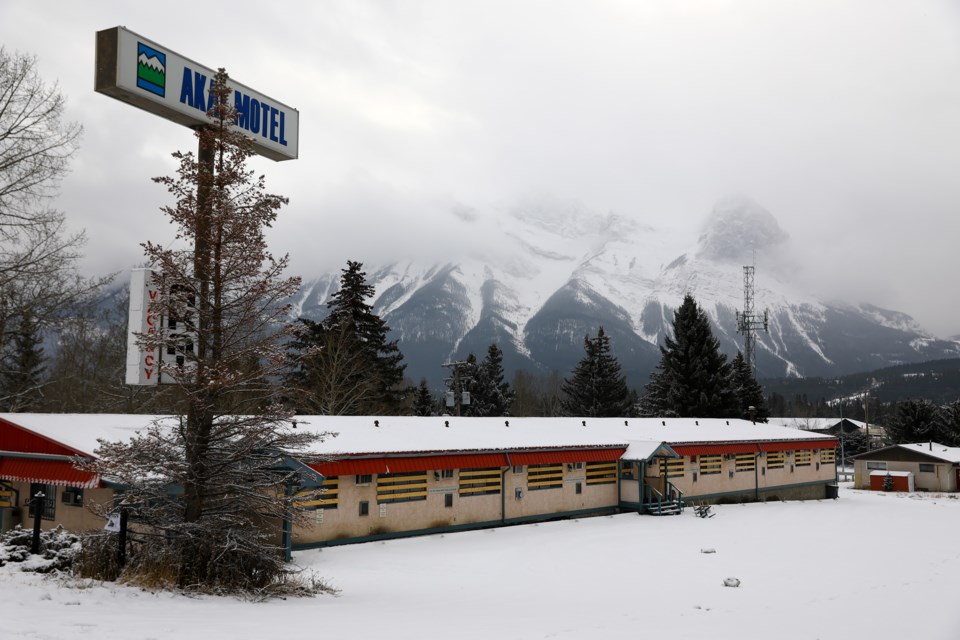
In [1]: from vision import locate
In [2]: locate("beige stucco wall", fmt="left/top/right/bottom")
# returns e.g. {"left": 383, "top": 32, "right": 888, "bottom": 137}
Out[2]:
{"left": 649, "top": 450, "right": 836, "bottom": 503}
{"left": 293, "top": 466, "right": 619, "bottom": 545}
{"left": 294, "top": 451, "right": 836, "bottom": 545}
{"left": 2, "top": 482, "right": 114, "bottom": 533}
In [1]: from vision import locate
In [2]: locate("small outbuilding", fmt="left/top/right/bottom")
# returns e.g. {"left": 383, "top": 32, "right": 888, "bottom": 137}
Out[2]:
{"left": 852, "top": 442, "right": 960, "bottom": 492}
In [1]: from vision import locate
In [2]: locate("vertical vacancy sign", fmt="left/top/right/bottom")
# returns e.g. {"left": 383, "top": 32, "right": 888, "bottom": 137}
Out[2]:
{"left": 126, "top": 268, "right": 161, "bottom": 385}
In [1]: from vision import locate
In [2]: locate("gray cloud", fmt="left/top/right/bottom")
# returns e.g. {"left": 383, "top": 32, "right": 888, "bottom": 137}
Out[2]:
{"left": 2, "top": 0, "right": 958, "bottom": 336}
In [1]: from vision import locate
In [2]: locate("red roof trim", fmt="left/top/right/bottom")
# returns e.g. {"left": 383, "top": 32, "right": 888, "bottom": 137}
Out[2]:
{"left": 311, "top": 448, "right": 627, "bottom": 476}
{"left": 0, "top": 458, "right": 99, "bottom": 488}
{"left": 313, "top": 453, "right": 509, "bottom": 476}
{"left": 671, "top": 443, "right": 759, "bottom": 456}
{"left": 510, "top": 449, "right": 625, "bottom": 465}
{"left": 759, "top": 440, "right": 838, "bottom": 453}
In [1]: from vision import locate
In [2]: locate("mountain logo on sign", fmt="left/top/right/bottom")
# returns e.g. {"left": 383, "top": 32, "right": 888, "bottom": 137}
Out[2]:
{"left": 136, "top": 42, "right": 166, "bottom": 97}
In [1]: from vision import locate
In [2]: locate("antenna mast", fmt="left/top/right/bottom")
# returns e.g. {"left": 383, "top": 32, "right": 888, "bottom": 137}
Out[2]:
{"left": 735, "top": 263, "right": 769, "bottom": 375}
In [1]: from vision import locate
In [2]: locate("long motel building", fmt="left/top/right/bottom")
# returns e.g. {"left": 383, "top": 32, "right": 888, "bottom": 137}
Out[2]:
{"left": 0, "top": 414, "right": 839, "bottom": 548}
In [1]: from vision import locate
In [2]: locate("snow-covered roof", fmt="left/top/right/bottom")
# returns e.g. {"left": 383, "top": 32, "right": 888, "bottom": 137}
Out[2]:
{"left": 0, "top": 413, "right": 159, "bottom": 457}
{"left": 896, "top": 442, "right": 960, "bottom": 464}
{"left": 621, "top": 440, "right": 677, "bottom": 462}
{"left": 767, "top": 417, "right": 871, "bottom": 431}
{"left": 297, "top": 416, "right": 833, "bottom": 457}
{"left": 1, "top": 414, "right": 835, "bottom": 459}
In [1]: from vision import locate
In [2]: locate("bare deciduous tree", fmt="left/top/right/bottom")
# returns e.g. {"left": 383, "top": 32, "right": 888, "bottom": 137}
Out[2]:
{"left": 0, "top": 48, "right": 109, "bottom": 407}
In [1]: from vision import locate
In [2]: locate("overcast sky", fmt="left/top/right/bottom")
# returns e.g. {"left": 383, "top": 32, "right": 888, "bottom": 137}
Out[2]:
{"left": 2, "top": 1, "right": 959, "bottom": 337}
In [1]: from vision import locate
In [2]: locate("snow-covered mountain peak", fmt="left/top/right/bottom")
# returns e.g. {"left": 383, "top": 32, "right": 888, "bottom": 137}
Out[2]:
{"left": 697, "top": 195, "right": 789, "bottom": 263}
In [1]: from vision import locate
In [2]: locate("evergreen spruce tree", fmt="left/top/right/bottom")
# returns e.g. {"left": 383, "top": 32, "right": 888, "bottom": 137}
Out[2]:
{"left": 288, "top": 261, "right": 407, "bottom": 414}
{"left": 731, "top": 351, "right": 769, "bottom": 422}
{"left": 560, "top": 327, "right": 632, "bottom": 417}
{"left": 464, "top": 343, "right": 514, "bottom": 417}
{"left": 326, "top": 260, "right": 406, "bottom": 411}
{"left": 640, "top": 294, "right": 738, "bottom": 418}
{"left": 412, "top": 377, "right": 436, "bottom": 416}
{"left": 886, "top": 399, "right": 938, "bottom": 443}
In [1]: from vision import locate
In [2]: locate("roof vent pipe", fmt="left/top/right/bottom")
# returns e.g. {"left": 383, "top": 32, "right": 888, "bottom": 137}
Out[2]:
{"left": 445, "top": 420, "right": 450, "bottom": 428}
{"left": 624, "top": 420, "right": 628, "bottom": 426}
{"left": 374, "top": 420, "right": 379, "bottom": 428}
{"left": 582, "top": 420, "right": 587, "bottom": 427}
{"left": 505, "top": 420, "right": 509, "bottom": 428}
{"left": 930, "top": 441, "right": 933, "bottom": 451}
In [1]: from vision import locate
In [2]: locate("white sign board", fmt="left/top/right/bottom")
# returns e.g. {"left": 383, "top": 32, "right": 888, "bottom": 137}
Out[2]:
{"left": 125, "top": 268, "right": 161, "bottom": 386}
{"left": 95, "top": 26, "right": 299, "bottom": 161}
{"left": 104, "top": 513, "right": 121, "bottom": 532}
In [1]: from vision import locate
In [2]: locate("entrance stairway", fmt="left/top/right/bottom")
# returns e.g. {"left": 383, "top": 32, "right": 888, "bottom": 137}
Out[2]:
{"left": 642, "top": 480, "right": 685, "bottom": 516}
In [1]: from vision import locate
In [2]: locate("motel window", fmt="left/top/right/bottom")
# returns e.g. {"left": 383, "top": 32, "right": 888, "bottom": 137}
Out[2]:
{"left": 576, "top": 482, "right": 582, "bottom": 494}
{"left": 585, "top": 461, "right": 618, "bottom": 485}
{"left": 377, "top": 472, "right": 428, "bottom": 504}
{"left": 359, "top": 501, "right": 369, "bottom": 516}
{"left": 292, "top": 477, "right": 339, "bottom": 510}
{"left": 734, "top": 454, "right": 756, "bottom": 473}
{"left": 459, "top": 468, "right": 502, "bottom": 497}
{"left": 512, "top": 466, "right": 524, "bottom": 474}
{"left": 444, "top": 493, "right": 454, "bottom": 508}
{"left": 356, "top": 474, "right": 372, "bottom": 485}
{"left": 619, "top": 461, "right": 634, "bottom": 479}
{"left": 660, "top": 458, "right": 685, "bottom": 478}
{"left": 27, "top": 483, "right": 56, "bottom": 520}
{"left": 528, "top": 464, "right": 564, "bottom": 491}
{"left": 766, "top": 451, "right": 786, "bottom": 470}
{"left": 440, "top": 469, "right": 454, "bottom": 479}
{"left": 866, "top": 461, "right": 887, "bottom": 471}
{"left": 62, "top": 487, "right": 84, "bottom": 507}
{"left": 919, "top": 463, "right": 936, "bottom": 473}
{"left": 699, "top": 455, "right": 722, "bottom": 475}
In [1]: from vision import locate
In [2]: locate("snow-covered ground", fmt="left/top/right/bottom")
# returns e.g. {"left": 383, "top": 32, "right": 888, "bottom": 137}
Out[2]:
{"left": 4, "top": 484, "right": 959, "bottom": 639}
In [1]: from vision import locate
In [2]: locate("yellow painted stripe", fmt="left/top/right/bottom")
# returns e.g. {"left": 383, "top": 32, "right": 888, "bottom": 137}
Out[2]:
{"left": 459, "top": 486, "right": 502, "bottom": 494}
{"left": 459, "top": 469, "right": 501, "bottom": 477}
{"left": 378, "top": 478, "right": 428, "bottom": 486}
{"left": 379, "top": 490, "right": 429, "bottom": 500}
{"left": 377, "top": 483, "right": 427, "bottom": 493}
{"left": 459, "top": 479, "right": 502, "bottom": 487}
{"left": 585, "top": 478, "right": 616, "bottom": 485}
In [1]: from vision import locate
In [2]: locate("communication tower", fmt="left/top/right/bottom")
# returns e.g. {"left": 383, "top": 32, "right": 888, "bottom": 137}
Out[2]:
{"left": 735, "top": 264, "right": 769, "bottom": 375}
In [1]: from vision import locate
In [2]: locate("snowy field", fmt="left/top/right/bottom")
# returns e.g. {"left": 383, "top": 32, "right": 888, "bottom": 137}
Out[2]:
{"left": 4, "top": 484, "right": 959, "bottom": 640}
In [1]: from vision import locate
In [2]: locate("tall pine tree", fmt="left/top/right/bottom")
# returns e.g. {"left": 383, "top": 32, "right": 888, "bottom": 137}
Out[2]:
{"left": 412, "top": 377, "right": 436, "bottom": 416}
{"left": 464, "top": 343, "right": 514, "bottom": 417}
{"left": 288, "top": 260, "right": 406, "bottom": 414}
{"left": 731, "top": 351, "right": 769, "bottom": 422}
{"left": 560, "top": 327, "right": 632, "bottom": 417}
{"left": 640, "top": 294, "right": 738, "bottom": 418}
